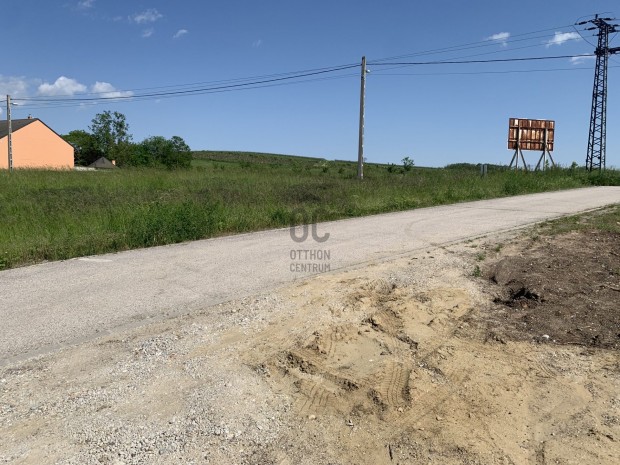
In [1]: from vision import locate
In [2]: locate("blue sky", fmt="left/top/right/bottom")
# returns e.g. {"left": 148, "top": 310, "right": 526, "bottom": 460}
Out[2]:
{"left": 2, "top": 0, "right": 619, "bottom": 167}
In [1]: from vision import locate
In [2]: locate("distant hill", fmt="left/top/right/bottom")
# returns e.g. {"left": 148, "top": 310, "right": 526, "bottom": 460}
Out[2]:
{"left": 192, "top": 150, "right": 325, "bottom": 165}
{"left": 193, "top": 151, "right": 506, "bottom": 171}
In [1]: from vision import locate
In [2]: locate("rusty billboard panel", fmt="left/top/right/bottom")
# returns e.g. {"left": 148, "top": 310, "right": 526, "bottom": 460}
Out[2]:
{"left": 508, "top": 118, "right": 555, "bottom": 151}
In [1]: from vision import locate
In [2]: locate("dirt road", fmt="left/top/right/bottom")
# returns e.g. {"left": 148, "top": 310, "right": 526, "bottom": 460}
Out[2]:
{"left": 2, "top": 186, "right": 620, "bottom": 365}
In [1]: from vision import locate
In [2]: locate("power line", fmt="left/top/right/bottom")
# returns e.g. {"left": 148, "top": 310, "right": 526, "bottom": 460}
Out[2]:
{"left": 17, "top": 72, "right": 361, "bottom": 111}
{"left": 14, "top": 54, "right": 597, "bottom": 111}
{"left": 369, "top": 24, "right": 578, "bottom": 63}
{"left": 11, "top": 25, "right": 601, "bottom": 113}
{"left": 15, "top": 26, "right": 591, "bottom": 105}
{"left": 371, "top": 65, "right": 620, "bottom": 77}
{"left": 369, "top": 37, "right": 592, "bottom": 74}
{"left": 23, "top": 62, "right": 607, "bottom": 112}
{"left": 24, "top": 62, "right": 360, "bottom": 98}
{"left": 16, "top": 63, "right": 360, "bottom": 104}
{"left": 16, "top": 53, "right": 593, "bottom": 111}
{"left": 573, "top": 24, "right": 598, "bottom": 49}
{"left": 368, "top": 54, "right": 594, "bottom": 66}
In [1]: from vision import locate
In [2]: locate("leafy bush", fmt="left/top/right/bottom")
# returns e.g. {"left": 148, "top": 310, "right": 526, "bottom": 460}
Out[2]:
{"left": 140, "top": 136, "right": 192, "bottom": 169}
{"left": 402, "top": 157, "right": 414, "bottom": 172}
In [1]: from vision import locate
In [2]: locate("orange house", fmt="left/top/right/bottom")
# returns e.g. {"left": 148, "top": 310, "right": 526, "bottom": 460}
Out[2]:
{"left": 0, "top": 118, "right": 74, "bottom": 170}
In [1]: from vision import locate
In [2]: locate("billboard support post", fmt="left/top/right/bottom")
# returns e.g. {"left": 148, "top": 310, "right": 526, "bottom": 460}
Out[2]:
{"left": 508, "top": 126, "right": 527, "bottom": 171}
{"left": 534, "top": 128, "right": 556, "bottom": 171}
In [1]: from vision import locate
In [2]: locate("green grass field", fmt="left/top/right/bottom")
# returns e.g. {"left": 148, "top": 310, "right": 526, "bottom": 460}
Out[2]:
{"left": 1, "top": 152, "right": 619, "bottom": 269}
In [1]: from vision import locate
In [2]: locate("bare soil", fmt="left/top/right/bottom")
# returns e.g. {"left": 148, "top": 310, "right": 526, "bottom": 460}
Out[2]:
{"left": 484, "top": 230, "right": 620, "bottom": 350}
{"left": 1, "top": 221, "right": 619, "bottom": 465}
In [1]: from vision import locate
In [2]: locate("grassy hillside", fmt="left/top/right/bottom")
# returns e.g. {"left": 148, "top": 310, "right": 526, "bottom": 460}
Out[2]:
{"left": 193, "top": 150, "right": 324, "bottom": 165}
{"left": 1, "top": 152, "right": 619, "bottom": 269}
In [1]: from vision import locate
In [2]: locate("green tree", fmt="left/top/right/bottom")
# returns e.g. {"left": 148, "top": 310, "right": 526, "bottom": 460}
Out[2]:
{"left": 169, "top": 136, "right": 192, "bottom": 167}
{"left": 140, "top": 135, "right": 192, "bottom": 168}
{"left": 89, "top": 111, "right": 132, "bottom": 158}
{"left": 62, "top": 130, "right": 102, "bottom": 166}
{"left": 402, "top": 156, "right": 415, "bottom": 172}
{"left": 113, "top": 141, "right": 150, "bottom": 167}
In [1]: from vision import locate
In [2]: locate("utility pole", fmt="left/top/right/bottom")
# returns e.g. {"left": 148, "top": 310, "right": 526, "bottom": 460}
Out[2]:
{"left": 577, "top": 15, "right": 620, "bottom": 171}
{"left": 357, "top": 56, "right": 367, "bottom": 180}
{"left": 6, "top": 95, "right": 13, "bottom": 172}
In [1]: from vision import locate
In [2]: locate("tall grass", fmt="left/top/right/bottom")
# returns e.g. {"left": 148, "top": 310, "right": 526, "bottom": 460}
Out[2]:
{"left": 1, "top": 157, "right": 618, "bottom": 269}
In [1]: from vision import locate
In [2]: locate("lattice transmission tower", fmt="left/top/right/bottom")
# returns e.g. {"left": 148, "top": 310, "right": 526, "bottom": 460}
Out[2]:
{"left": 577, "top": 15, "right": 620, "bottom": 171}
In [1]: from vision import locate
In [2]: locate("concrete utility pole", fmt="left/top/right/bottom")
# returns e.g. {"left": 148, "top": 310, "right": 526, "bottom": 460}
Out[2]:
{"left": 357, "top": 56, "right": 367, "bottom": 180}
{"left": 6, "top": 95, "right": 13, "bottom": 172}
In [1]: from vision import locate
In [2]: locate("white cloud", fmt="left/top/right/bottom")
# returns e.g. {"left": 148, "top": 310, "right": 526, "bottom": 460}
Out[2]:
{"left": 0, "top": 75, "right": 31, "bottom": 98}
{"left": 2, "top": 75, "right": 132, "bottom": 108}
{"left": 77, "top": 0, "right": 95, "bottom": 9}
{"left": 252, "top": 39, "right": 263, "bottom": 48}
{"left": 570, "top": 55, "right": 596, "bottom": 65}
{"left": 486, "top": 32, "right": 510, "bottom": 47}
{"left": 132, "top": 9, "right": 163, "bottom": 24}
{"left": 173, "top": 29, "right": 189, "bottom": 39}
{"left": 91, "top": 82, "right": 133, "bottom": 99}
{"left": 142, "top": 28, "right": 154, "bottom": 38}
{"left": 546, "top": 31, "right": 581, "bottom": 47}
{"left": 38, "top": 76, "right": 87, "bottom": 96}
{"left": 0, "top": 75, "right": 34, "bottom": 115}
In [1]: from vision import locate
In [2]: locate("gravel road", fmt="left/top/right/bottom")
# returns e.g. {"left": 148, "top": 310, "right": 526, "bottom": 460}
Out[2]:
{"left": 2, "top": 186, "right": 620, "bottom": 364}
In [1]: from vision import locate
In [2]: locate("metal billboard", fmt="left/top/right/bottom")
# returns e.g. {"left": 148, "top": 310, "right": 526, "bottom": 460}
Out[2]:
{"left": 508, "top": 118, "right": 555, "bottom": 152}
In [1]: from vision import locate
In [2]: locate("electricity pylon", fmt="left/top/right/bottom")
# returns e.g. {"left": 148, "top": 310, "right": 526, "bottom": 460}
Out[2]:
{"left": 577, "top": 15, "right": 620, "bottom": 171}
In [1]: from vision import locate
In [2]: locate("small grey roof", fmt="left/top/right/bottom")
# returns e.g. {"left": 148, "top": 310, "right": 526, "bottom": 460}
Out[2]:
{"left": 0, "top": 118, "right": 39, "bottom": 139}
{"left": 88, "top": 157, "right": 116, "bottom": 169}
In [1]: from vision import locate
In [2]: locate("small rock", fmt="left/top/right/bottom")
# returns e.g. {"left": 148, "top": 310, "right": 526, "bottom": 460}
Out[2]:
{"left": 346, "top": 419, "right": 354, "bottom": 427}
{"left": 436, "top": 415, "right": 443, "bottom": 421}
{"left": 308, "top": 415, "right": 316, "bottom": 420}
